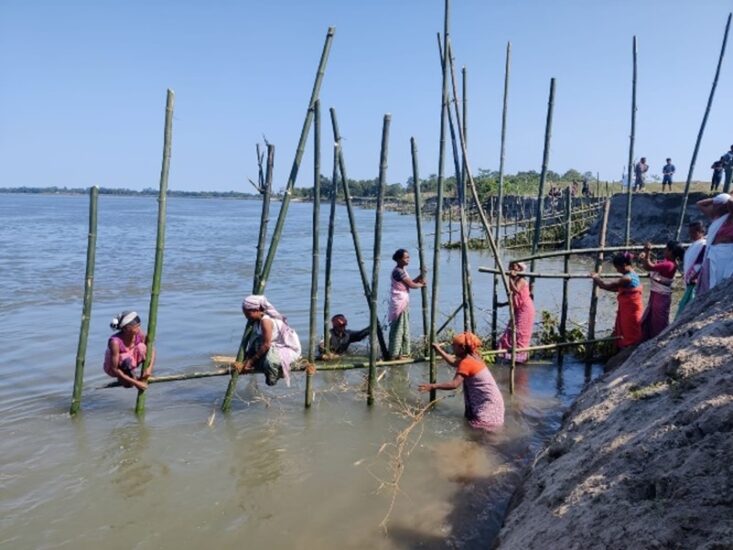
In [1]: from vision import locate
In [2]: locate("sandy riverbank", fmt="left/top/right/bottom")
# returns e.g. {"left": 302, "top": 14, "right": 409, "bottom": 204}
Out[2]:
{"left": 495, "top": 278, "right": 733, "bottom": 549}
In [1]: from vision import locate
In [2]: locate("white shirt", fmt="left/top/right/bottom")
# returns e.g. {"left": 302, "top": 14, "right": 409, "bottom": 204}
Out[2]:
{"left": 683, "top": 238, "right": 706, "bottom": 277}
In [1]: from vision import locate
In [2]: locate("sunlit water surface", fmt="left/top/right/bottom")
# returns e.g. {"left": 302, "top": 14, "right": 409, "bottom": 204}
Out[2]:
{"left": 0, "top": 194, "right": 617, "bottom": 548}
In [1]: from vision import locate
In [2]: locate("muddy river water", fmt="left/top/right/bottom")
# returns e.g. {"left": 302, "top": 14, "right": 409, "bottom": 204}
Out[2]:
{"left": 1, "top": 194, "right": 622, "bottom": 548}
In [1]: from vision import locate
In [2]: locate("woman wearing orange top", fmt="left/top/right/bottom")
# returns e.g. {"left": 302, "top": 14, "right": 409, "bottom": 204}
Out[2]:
{"left": 591, "top": 253, "right": 643, "bottom": 349}
{"left": 419, "top": 332, "right": 504, "bottom": 431}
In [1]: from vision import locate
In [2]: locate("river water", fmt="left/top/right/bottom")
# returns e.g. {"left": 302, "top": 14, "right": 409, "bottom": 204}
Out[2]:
{"left": 0, "top": 193, "right": 615, "bottom": 549}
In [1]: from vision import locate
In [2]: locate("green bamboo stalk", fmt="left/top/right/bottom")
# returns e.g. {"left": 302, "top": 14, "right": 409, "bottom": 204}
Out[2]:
{"left": 222, "top": 27, "right": 335, "bottom": 412}
{"left": 436, "top": 302, "right": 464, "bottom": 335}
{"left": 429, "top": 0, "right": 451, "bottom": 402}
{"left": 368, "top": 114, "right": 390, "bottom": 405}
{"left": 461, "top": 64, "right": 475, "bottom": 333}
{"left": 410, "top": 138, "right": 430, "bottom": 339}
{"left": 496, "top": 242, "right": 675, "bottom": 265}
{"left": 253, "top": 144, "right": 274, "bottom": 291}
{"left": 329, "top": 107, "right": 389, "bottom": 359}
{"left": 676, "top": 13, "right": 731, "bottom": 238}
{"left": 323, "top": 143, "right": 339, "bottom": 355}
{"left": 586, "top": 199, "right": 611, "bottom": 362}
{"left": 492, "top": 41, "right": 511, "bottom": 349}
{"left": 135, "top": 89, "right": 174, "bottom": 415}
{"left": 69, "top": 185, "right": 98, "bottom": 415}
{"left": 478, "top": 267, "right": 651, "bottom": 280}
{"left": 529, "top": 78, "right": 556, "bottom": 291}
{"left": 625, "top": 36, "right": 637, "bottom": 247}
{"left": 558, "top": 187, "right": 572, "bottom": 363}
{"left": 444, "top": 42, "right": 517, "bottom": 394}
{"left": 305, "top": 100, "right": 321, "bottom": 408}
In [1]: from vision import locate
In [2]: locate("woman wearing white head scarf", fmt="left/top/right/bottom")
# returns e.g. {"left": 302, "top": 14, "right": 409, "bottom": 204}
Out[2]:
{"left": 103, "top": 311, "right": 155, "bottom": 390}
{"left": 237, "top": 295, "right": 301, "bottom": 386}
{"left": 696, "top": 194, "right": 733, "bottom": 294}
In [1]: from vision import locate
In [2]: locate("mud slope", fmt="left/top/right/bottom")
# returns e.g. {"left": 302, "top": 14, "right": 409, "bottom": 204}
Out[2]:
{"left": 496, "top": 279, "right": 733, "bottom": 550}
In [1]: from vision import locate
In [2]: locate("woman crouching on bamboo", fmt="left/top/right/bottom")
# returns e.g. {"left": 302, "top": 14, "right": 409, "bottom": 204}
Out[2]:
{"left": 419, "top": 333, "right": 504, "bottom": 431}
{"left": 236, "top": 295, "right": 301, "bottom": 386}
{"left": 388, "top": 248, "right": 427, "bottom": 359}
{"left": 103, "top": 311, "right": 155, "bottom": 391}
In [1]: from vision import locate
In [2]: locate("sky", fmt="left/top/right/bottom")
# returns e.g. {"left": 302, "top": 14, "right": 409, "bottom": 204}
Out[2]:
{"left": 1, "top": 0, "right": 732, "bottom": 192}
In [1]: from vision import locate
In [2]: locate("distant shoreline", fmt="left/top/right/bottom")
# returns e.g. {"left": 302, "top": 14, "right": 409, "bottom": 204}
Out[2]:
{"left": 0, "top": 187, "right": 261, "bottom": 200}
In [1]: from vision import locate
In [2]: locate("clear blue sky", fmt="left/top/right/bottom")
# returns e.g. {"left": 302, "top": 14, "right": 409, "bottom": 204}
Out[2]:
{"left": 1, "top": 0, "right": 732, "bottom": 192}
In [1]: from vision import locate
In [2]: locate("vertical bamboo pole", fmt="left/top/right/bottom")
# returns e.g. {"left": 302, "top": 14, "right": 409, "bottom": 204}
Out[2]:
{"left": 253, "top": 144, "right": 274, "bottom": 291}
{"left": 369, "top": 114, "right": 390, "bottom": 405}
{"left": 676, "top": 13, "right": 731, "bottom": 238}
{"left": 135, "top": 89, "right": 174, "bottom": 416}
{"left": 329, "top": 107, "right": 389, "bottom": 358}
{"left": 429, "top": 0, "right": 450, "bottom": 402}
{"left": 558, "top": 187, "right": 572, "bottom": 364}
{"left": 625, "top": 36, "right": 637, "bottom": 247}
{"left": 445, "top": 41, "right": 517, "bottom": 393}
{"left": 460, "top": 61, "right": 475, "bottom": 333}
{"left": 529, "top": 78, "right": 556, "bottom": 290}
{"left": 70, "top": 185, "right": 98, "bottom": 415}
{"left": 596, "top": 172, "right": 600, "bottom": 197}
{"left": 586, "top": 199, "right": 611, "bottom": 363}
{"left": 305, "top": 100, "right": 321, "bottom": 408}
{"left": 222, "top": 28, "right": 335, "bottom": 412}
{"left": 492, "top": 41, "right": 511, "bottom": 348}
{"left": 323, "top": 143, "right": 339, "bottom": 354}
{"left": 410, "top": 138, "right": 430, "bottom": 339}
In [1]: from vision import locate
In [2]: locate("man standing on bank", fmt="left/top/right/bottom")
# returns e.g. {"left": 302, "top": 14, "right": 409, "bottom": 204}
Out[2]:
{"left": 634, "top": 157, "right": 649, "bottom": 192}
{"left": 722, "top": 145, "right": 733, "bottom": 193}
{"left": 662, "top": 158, "right": 675, "bottom": 192}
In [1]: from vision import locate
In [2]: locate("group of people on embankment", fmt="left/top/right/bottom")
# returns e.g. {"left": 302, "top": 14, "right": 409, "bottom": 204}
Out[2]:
{"left": 593, "top": 192, "right": 733, "bottom": 350}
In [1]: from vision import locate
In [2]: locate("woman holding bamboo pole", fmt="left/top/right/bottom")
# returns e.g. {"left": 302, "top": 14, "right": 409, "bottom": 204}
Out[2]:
{"left": 104, "top": 311, "right": 155, "bottom": 391}
{"left": 638, "top": 240, "right": 684, "bottom": 340}
{"left": 419, "top": 332, "right": 504, "bottom": 431}
{"left": 591, "top": 253, "right": 643, "bottom": 350}
{"left": 388, "top": 249, "right": 427, "bottom": 359}
{"left": 236, "top": 295, "right": 301, "bottom": 386}
{"left": 496, "top": 262, "right": 535, "bottom": 363}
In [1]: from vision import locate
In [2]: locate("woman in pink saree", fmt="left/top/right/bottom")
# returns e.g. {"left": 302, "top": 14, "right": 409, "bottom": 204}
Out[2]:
{"left": 497, "top": 262, "right": 536, "bottom": 363}
{"left": 639, "top": 241, "right": 683, "bottom": 341}
{"left": 388, "top": 249, "right": 426, "bottom": 359}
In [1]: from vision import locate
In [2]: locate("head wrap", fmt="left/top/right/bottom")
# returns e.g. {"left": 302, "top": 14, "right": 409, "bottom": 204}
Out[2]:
{"left": 713, "top": 193, "right": 731, "bottom": 205}
{"left": 452, "top": 332, "right": 483, "bottom": 353}
{"left": 241, "top": 295, "right": 284, "bottom": 320}
{"left": 110, "top": 311, "right": 140, "bottom": 331}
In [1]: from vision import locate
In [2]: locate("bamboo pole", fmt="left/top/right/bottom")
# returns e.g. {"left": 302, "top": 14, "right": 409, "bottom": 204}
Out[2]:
{"left": 676, "top": 13, "right": 731, "bottom": 238}
{"left": 461, "top": 64, "right": 475, "bottom": 333}
{"left": 478, "top": 267, "right": 651, "bottom": 280}
{"left": 438, "top": 37, "right": 471, "bottom": 334}
{"left": 410, "top": 138, "right": 430, "bottom": 339}
{"left": 444, "top": 43, "right": 517, "bottom": 394}
{"left": 305, "top": 100, "right": 321, "bottom": 408}
{"left": 529, "top": 78, "right": 556, "bottom": 292}
{"left": 135, "top": 89, "right": 174, "bottom": 416}
{"left": 499, "top": 242, "right": 677, "bottom": 264}
{"left": 625, "top": 36, "right": 637, "bottom": 247}
{"left": 70, "top": 185, "right": 99, "bottom": 415}
{"left": 253, "top": 144, "right": 274, "bottom": 292}
{"left": 491, "top": 41, "right": 511, "bottom": 349}
{"left": 329, "top": 107, "right": 389, "bottom": 359}
{"left": 429, "top": 0, "right": 450, "bottom": 402}
{"left": 586, "top": 199, "right": 611, "bottom": 362}
{"left": 323, "top": 143, "right": 339, "bottom": 354}
{"left": 222, "top": 27, "right": 335, "bottom": 413}
{"left": 436, "top": 302, "right": 464, "bottom": 335}
{"left": 368, "top": 114, "right": 390, "bottom": 405}
{"left": 558, "top": 187, "right": 572, "bottom": 364}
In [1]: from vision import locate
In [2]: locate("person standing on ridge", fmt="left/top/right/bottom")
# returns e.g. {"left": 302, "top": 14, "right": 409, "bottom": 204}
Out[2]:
{"left": 662, "top": 158, "right": 675, "bottom": 192}
{"left": 711, "top": 158, "right": 724, "bottom": 193}
{"left": 722, "top": 145, "right": 733, "bottom": 193}
{"left": 633, "top": 157, "right": 649, "bottom": 191}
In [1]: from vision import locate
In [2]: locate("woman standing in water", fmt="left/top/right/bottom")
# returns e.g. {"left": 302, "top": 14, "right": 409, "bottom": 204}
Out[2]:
{"left": 419, "top": 332, "right": 504, "bottom": 431}
{"left": 497, "top": 262, "right": 535, "bottom": 363}
{"left": 591, "top": 253, "right": 643, "bottom": 350}
{"left": 639, "top": 241, "right": 684, "bottom": 340}
{"left": 388, "top": 249, "right": 426, "bottom": 359}
{"left": 237, "top": 295, "right": 301, "bottom": 386}
{"left": 103, "top": 311, "right": 155, "bottom": 390}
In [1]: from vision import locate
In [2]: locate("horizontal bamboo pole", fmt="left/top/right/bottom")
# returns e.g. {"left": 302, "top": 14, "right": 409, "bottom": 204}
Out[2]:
{"left": 482, "top": 337, "right": 617, "bottom": 358}
{"left": 505, "top": 243, "right": 686, "bottom": 264}
{"left": 478, "top": 267, "right": 652, "bottom": 279}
